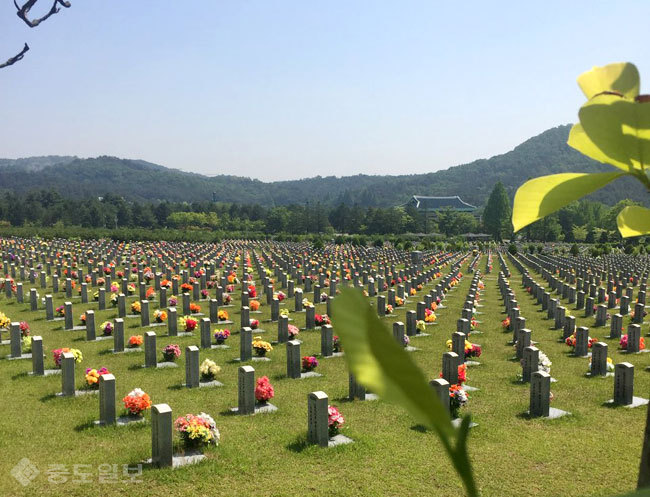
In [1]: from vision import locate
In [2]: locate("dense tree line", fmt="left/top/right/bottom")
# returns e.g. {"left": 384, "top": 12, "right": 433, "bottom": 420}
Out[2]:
{"left": 0, "top": 188, "right": 638, "bottom": 242}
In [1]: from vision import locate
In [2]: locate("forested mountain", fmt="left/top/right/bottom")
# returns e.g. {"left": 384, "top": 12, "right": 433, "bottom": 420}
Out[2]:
{"left": 1, "top": 125, "right": 646, "bottom": 207}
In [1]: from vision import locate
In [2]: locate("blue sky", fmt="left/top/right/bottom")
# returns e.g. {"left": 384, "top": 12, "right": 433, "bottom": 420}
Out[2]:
{"left": 1, "top": 1, "right": 648, "bottom": 181}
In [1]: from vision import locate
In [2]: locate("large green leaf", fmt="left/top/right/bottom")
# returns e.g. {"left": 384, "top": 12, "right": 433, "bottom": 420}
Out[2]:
{"left": 578, "top": 93, "right": 650, "bottom": 172}
{"left": 512, "top": 172, "right": 624, "bottom": 232}
{"left": 577, "top": 62, "right": 639, "bottom": 99}
{"left": 617, "top": 206, "right": 650, "bottom": 237}
{"left": 332, "top": 288, "right": 477, "bottom": 497}
{"left": 568, "top": 123, "right": 632, "bottom": 173}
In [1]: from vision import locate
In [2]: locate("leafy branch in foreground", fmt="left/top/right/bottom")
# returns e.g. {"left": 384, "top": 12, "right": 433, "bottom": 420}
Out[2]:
{"left": 512, "top": 62, "right": 650, "bottom": 238}
{"left": 332, "top": 288, "right": 477, "bottom": 497}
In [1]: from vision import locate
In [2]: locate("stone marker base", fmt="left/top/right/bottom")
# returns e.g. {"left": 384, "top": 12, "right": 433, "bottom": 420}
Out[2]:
{"left": 53, "top": 317, "right": 65, "bottom": 321}
{"left": 213, "top": 344, "right": 230, "bottom": 349}
{"left": 299, "top": 371, "right": 322, "bottom": 379}
{"left": 173, "top": 332, "right": 194, "bottom": 337}
{"left": 364, "top": 393, "right": 379, "bottom": 401}
{"left": 94, "top": 415, "right": 147, "bottom": 427}
{"left": 465, "top": 360, "right": 481, "bottom": 367}
{"left": 405, "top": 346, "right": 419, "bottom": 352}
{"left": 527, "top": 407, "right": 571, "bottom": 419}
{"left": 470, "top": 330, "right": 483, "bottom": 335}
{"left": 0, "top": 339, "right": 10, "bottom": 345}
{"left": 605, "top": 397, "right": 649, "bottom": 408}
{"left": 452, "top": 418, "right": 478, "bottom": 429}
{"left": 464, "top": 385, "right": 479, "bottom": 392}
{"left": 217, "top": 320, "right": 234, "bottom": 325}
{"left": 125, "top": 315, "right": 140, "bottom": 319}
{"left": 322, "top": 352, "right": 344, "bottom": 359}
{"left": 412, "top": 333, "right": 430, "bottom": 338}
{"left": 56, "top": 389, "right": 100, "bottom": 397}
{"left": 190, "top": 313, "right": 205, "bottom": 317}
{"left": 70, "top": 326, "right": 86, "bottom": 331}
{"left": 230, "top": 402, "right": 278, "bottom": 415}
{"left": 585, "top": 372, "right": 615, "bottom": 378}
{"left": 183, "top": 380, "right": 224, "bottom": 388}
{"left": 623, "top": 349, "right": 650, "bottom": 354}
{"left": 95, "top": 335, "right": 113, "bottom": 341}
{"left": 115, "top": 347, "right": 143, "bottom": 354}
{"left": 29, "top": 369, "right": 61, "bottom": 376}
{"left": 328, "top": 434, "right": 353, "bottom": 447}
{"left": 252, "top": 356, "right": 271, "bottom": 362}
{"left": 142, "top": 362, "right": 178, "bottom": 369}
{"left": 148, "top": 322, "right": 166, "bottom": 328}
{"left": 6, "top": 353, "right": 32, "bottom": 360}
{"left": 145, "top": 450, "right": 206, "bottom": 468}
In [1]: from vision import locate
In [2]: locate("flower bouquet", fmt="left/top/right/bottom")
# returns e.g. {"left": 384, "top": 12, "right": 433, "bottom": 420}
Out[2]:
{"left": 19, "top": 321, "right": 30, "bottom": 337}
{"left": 501, "top": 317, "right": 510, "bottom": 330}
{"left": 449, "top": 384, "right": 468, "bottom": 418}
{"left": 84, "top": 367, "right": 110, "bottom": 389}
{"left": 402, "top": 335, "right": 410, "bottom": 348}
{"left": 250, "top": 300, "right": 261, "bottom": 311}
{"left": 168, "top": 295, "right": 178, "bottom": 307}
{"left": 333, "top": 335, "right": 342, "bottom": 353}
{"left": 565, "top": 333, "right": 598, "bottom": 349}
{"left": 181, "top": 283, "right": 193, "bottom": 293}
{"left": 288, "top": 324, "right": 300, "bottom": 339}
{"left": 55, "top": 306, "right": 65, "bottom": 318}
{"left": 162, "top": 344, "right": 181, "bottom": 362}
{"left": 128, "top": 335, "right": 143, "bottom": 348}
{"left": 275, "top": 291, "right": 286, "bottom": 302}
{"left": 416, "top": 320, "right": 426, "bottom": 333}
{"left": 127, "top": 284, "right": 136, "bottom": 295}
{"left": 199, "top": 359, "right": 221, "bottom": 381}
{"left": 302, "top": 356, "right": 319, "bottom": 372}
{"left": 385, "top": 304, "right": 394, "bottom": 315}
{"left": 588, "top": 356, "right": 615, "bottom": 373}
{"left": 328, "top": 405, "right": 345, "bottom": 437}
{"left": 110, "top": 293, "right": 119, "bottom": 307}
{"left": 252, "top": 337, "right": 273, "bottom": 356}
{"left": 395, "top": 296, "right": 404, "bottom": 307}
{"left": 280, "top": 308, "right": 290, "bottom": 318}
{"left": 179, "top": 316, "right": 198, "bottom": 332}
{"left": 315, "top": 314, "right": 331, "bottom": 327}
{"left": 80, "top": 313, "right": 87, "bottom": 325}
{"left": 620, "top": 334, "right": 646, "bottom": 351}
{"left": 175, "top": 413, "right": 220, "bottom": 449}
{"left": 223, "top": 293, "right": 232, "bottom": 305}
{"left": 0, "top": 311, "right": 11, "bottom": 329}
{"left": 154, "top": 310, "right": 167, "bottom": 323}
{"left": 189, "top": 303, "right": 201, "bottom": 314}
{"left": 130, "top": 301, "right": 141, "bottom": 315}
{"left": 218, "top": 310, "right": 229, "bottom": 321}
{"left": 122, "top": 388, "right": 152, "bottom": 416}
{"left": 424, "top": 309, "right": 436, "bottom": 323}
{"left": 201, "top": 289, "right": 209, "bottom": 299}
{"left": 214, "top": 329, "right": 230, "bottom": 344}
{"left": 255, "top": 376, "right": 274, "bottom": 404}
{"left": 53, "top": 347, "right": 83, "bottom": 367}
{"left": 302, "top": 298, "right": 313, "bottom": 307}
{"left": 250, "top": 319, "right": 260, "bottom": 330}
{"left": 146, "top": 287, "right": 155, "bottom": 300}
{"left": 100, "top": 321, "right": 113, "bottom": 336}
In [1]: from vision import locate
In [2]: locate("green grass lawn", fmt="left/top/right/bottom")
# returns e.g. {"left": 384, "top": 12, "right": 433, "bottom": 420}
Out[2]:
{"left": 1, "top": 254, "right": 649, "bottom": 497}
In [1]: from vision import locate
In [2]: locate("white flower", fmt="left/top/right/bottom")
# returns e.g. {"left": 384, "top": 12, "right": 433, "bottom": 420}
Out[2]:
{"left": 538, "top": 351, "right": 552, "bottom": 374}
{"left": 127, "top": 388, "right": 145, "bottom": 397}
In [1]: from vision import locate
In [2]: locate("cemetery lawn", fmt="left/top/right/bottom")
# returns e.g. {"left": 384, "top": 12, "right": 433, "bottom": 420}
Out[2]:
{"left": 1, "top": 255, "right": 649, "bottom": 496}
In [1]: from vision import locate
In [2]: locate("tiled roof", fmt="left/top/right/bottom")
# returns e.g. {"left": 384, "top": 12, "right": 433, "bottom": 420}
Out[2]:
{"left": 409, "top": 195, "right": 476, "bottom": 211}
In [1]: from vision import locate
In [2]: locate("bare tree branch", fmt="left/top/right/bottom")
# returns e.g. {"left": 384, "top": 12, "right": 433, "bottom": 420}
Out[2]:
{"left": 0, "top": 43, "right": 30, "bottom": 69}
{"left": 14, "top": 0, "right": 71, "bottom": 28}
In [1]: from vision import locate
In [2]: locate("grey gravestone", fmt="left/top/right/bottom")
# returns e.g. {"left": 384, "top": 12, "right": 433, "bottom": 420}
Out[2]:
{"left": 614, "top": 362, "right": 634, "bottom": 406}
{"left": 516, "top": 329, "right": 532, "bottom": 360}
{"left": 200, "top": 318, "right": 212, "bottom": 349}
{"left": 522, "top": 346, "right": 539, "bottom": 383}
{"left": 609, "top": 314, "right": 623, "bottom": 339}
{"left": 452, "top": 332, "right": 466, "bottom": 363}
{"left": 430, "top": 378, "right": 451, "bottom": 415}
{"left": 86, "top": 310, "right": 96, "bottom": 341}
{"left": 185, "top": 346, "right": 200, "bottom": 388}
{"left": 240, "top": 327, "right": 253, "bottom": 362}
{"left": 442, "top": 352, "right": 459, "bottom": 384}
{"left": 529, "top": 371, "right": 550, "bottom": 417}
{"left": 575, "top": 327, "right": 590, "bottom": 357}
{"left": 278, "top": 315, "right": 289, "bottom": 344}
{"left": 151, "top": 404, "right": 173, "bottom": 468}
{"left": 168, "top": 307, "right": 178, "bottom": 336}
{"left": 61, "top": 352, "right": 76, "bottom": 396}
{"left": 144, "top": 332, "right": 157, "bottom": 368}
{"left": 141, "top": 300, "right": 150, "bottom": 327}
{"left": 628, "top": 324, "right": 641, "bottom": 354}
{"left": 64, "top": 301, "right": 73, "bottom": 330}
{"left": 306, "top": 305, "right": 315, "bottom": 329}
{"left": 237, "top": 366, "right": 256, "bottom": 415}
{"left": 590, "top": 342, "right": 608, "bottom": 377}
{"left": 45, "top": 295, "right": 53, "bottom": 320}
{"left": 307, "top": 391, "right": 329, "bottom": 447}
{"left": 321, "top": 324, "right": 333, "bottom": 357}
{"left": 406, "top": 310, "right": 417, "bottom": 336}
{"left": 287, "top": 340, "right": 301, "bottom": 379}
{"left": 31, "top": 336, "right": 44, "bottom": 375}
{"left": 113, "top": 318, "right": 125, "bottom": 352}
{"left": 99, "top": 373, "right": 116, "bottom": 425}
{"left": 240, "top": 306, "right": 250, "bottom": 329}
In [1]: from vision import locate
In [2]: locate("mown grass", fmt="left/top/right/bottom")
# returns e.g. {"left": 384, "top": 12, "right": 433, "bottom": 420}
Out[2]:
{"left": 0, "top": 254, "right": 648, "bottom": 497}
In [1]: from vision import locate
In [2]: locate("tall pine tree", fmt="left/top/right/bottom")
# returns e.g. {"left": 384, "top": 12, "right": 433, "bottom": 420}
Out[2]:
{"left": 482, "top": 182, "right": 512, "bottom": 241}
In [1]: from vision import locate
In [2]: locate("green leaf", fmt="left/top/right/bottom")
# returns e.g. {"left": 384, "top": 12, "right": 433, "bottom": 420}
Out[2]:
{"left": 617, "top": 206, "right": 650, "bottom": 238}
{"left": 332, "top": 288, "right": 478, "bottom": 497}
{"left": 577, "top": 62, "right": 639, "bottom": 99}
{"left": 512, "top": 172, "right": 624, "bottom": 232}
{"left": 568, "top": 123, "right": 632, "bottom": 173}
{"left": 578, "top": 93, "right": 650, "bottom": 172}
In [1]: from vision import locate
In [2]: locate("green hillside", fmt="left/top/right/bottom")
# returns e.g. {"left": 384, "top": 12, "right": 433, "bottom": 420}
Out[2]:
{"left": 1, "top": 125, "right": 645, "bottom": 207}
